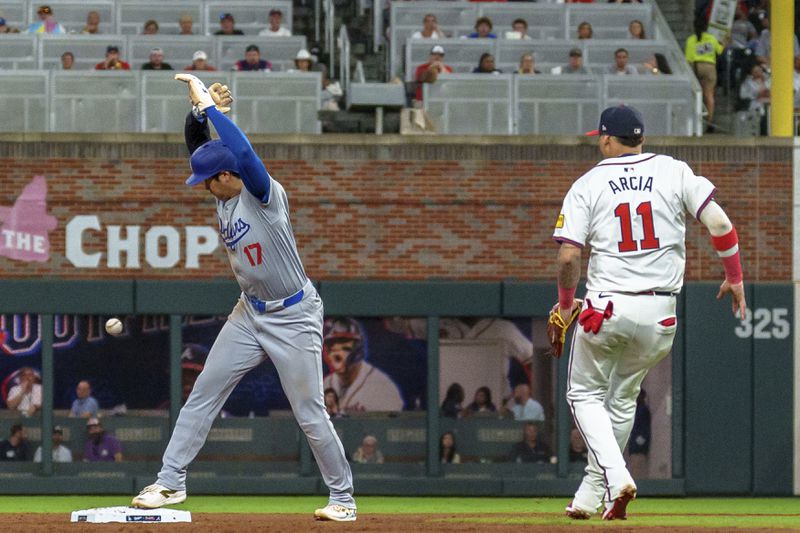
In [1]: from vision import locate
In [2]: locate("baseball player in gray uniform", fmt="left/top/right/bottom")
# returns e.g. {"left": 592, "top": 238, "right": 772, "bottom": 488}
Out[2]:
{"left": 132, "top": 75, "right": 356, "bottom": 522}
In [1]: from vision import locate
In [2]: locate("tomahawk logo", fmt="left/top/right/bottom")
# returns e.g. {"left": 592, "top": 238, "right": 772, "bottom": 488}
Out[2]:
{"left": 0, "top": 176, "right": 57, "bottom": 262}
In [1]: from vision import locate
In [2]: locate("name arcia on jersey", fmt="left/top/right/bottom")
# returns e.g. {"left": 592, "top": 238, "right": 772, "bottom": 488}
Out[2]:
{"left": 608, "top": 173, "right": 653, "bottom": 195}
{"left": 219, "top": 217, "right": 251, "bottom": 250}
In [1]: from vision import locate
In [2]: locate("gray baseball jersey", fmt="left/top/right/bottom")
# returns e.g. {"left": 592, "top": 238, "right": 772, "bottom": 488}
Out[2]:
{"left": 217, "top": 179, "right": 307, "bottom": 301}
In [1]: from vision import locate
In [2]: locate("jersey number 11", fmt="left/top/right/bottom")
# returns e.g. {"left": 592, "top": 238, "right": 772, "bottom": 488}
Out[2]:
{"left": 614, "top": 201, "right": 660, "bottom": 253}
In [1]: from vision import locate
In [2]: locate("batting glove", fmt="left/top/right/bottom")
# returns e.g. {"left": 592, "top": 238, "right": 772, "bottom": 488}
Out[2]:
{"left": 208, "top": 83, "right": 233, "bottom": 114}
{"left": 174, "top": 73, "right": 216, "bottom": 113}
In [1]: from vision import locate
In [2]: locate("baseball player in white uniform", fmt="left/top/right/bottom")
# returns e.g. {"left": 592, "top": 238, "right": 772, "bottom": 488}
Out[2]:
{"left": 131, "top": 75, "right": 356, "bottom": 522}
{"left": 552, "top": 105, "right": 745, "bottom": 520}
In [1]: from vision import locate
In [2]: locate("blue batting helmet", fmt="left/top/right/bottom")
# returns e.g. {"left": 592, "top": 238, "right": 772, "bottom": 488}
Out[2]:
{"left": 186, "top": 140, "right": 239, "bottom": 185}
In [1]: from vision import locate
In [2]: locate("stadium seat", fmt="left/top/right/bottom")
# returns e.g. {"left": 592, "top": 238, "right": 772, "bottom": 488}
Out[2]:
{"left": 0, "top": 34, "right": 38, "bottom": 70}
{"left": 214, "top": 35, "right": 307, "bottom": 72}
{"left": 117, "top": 0, "right": 205, "bottom": 36}
{"left": 127, "top": 34, "right": 215, "bottom": 70}
{"left": 424, "top": 74, "right": 514, "bottom": 135}
{"left": 39, "top": 34, "right": 127, "bottom": 70}
{"left": 51, "top": 70, "right": 138, "bottom": 132}
{"left": 516, "top": 74, "right": 601, "bottom": 135}
{"left": 231, "top": 72, "right": 322, "bottom": 134}
{"left": 0, "top": 71, "right": 49, "bottom": 132}
{"left": 27, "top": 0, "right": 116, "bottom": 35}
{"left": 0, "top": 1, "right": 29, "bottom": 30}
{"left": 203, "top": 0, "right": 292, "bottom": 37}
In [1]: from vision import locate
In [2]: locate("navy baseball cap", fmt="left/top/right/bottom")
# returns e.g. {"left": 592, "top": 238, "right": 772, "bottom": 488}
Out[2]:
{"left": 586, "top": 105, "right": 645, "bottom": 137}
{"left": 186, "top": 140, "right": 240, "bottom": 185}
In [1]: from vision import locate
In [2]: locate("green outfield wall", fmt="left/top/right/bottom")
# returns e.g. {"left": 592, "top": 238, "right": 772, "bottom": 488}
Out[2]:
{"left": 0, "top": 280, "right": 791, "bottom": 496}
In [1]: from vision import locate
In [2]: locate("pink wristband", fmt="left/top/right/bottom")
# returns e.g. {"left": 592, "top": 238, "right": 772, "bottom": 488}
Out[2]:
{"left": 558, "top": 286, "right": 576, "bottom": 310}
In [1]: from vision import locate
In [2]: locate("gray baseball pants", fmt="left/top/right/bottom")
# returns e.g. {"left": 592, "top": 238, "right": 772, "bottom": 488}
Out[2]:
{"left": 156, "top": 287, "right": 355, "bottom": 507}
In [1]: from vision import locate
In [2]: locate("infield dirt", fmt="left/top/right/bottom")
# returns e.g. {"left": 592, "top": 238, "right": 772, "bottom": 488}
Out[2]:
{"left": 2, "top": 513, "right": 789, "bottom": 532}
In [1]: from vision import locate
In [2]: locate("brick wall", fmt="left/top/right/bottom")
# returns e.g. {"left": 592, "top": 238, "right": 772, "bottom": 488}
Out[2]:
{"left": 0, "top": 135, "right": 792, "bottom": 281}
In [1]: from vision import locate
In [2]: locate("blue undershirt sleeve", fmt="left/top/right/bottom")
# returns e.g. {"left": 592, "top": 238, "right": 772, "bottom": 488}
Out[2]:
{"left": 205, "top": 106, "right": 271, "bottom": 203}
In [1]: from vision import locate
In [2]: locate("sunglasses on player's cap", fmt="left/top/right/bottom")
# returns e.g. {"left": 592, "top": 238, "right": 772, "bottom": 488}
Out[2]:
{"left": 586, "top": 105, "right": 644, "bottom": 137}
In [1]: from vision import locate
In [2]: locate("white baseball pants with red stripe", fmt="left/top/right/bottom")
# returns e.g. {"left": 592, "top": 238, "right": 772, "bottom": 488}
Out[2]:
{"left": 567, "top": 290, "right": 677, "bottom": 513}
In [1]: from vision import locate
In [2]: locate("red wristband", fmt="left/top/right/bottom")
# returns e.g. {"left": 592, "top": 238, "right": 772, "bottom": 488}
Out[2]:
{"left": 558, "top": 286, "right": 576, "bottom": 310}
{"left": 712, "top": 227, "right": 738, "bottom": 254}
{"left": 721, "top": 252, "right": 743, "bottom": 284}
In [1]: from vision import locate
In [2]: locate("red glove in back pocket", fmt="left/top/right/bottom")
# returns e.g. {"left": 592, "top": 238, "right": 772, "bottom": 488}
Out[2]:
{"left": 578, "top": 299, "right": 614, "bottom": 334}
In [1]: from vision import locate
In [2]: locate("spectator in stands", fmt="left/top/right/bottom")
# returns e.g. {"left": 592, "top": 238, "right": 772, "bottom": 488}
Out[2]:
{"left": 83, "top": 418, "right": 122, "bottom": 462}
{"left": 440, "top": 432, "right": 461, "bottom": 464}
{"left": 142, "top": 19, "right": 159, "bottom": 35}
{"left": 504, "top": 383, "right": 544, "bottom": 422}
{"left": 291, "top": 49, "right": 341, "bottom": 110}
{"left": 236, "top": 44, "right": 272, "bottom": 71}
{"left": 81, "top": 11, "right": 101, "bottom": 34}
{"left": 685, "top": 18, "right": 724, "bottom": 132}
{"left": 508, "top": 18, "right": 532, "bottom": 40}
{"left": 293, "top": 49, "right": 313, "bottom": 72}
{"left": 0, "top": 18, "right": 20, "bottom": 33}
{"left": 324, "top": 387, "right": 343, "bottom": 418}
{"left": 794, "top": 55, "right": 800, "bottom": 109}
{"left": 739, "top": 63, "right": 770, "bottom": 135}
{"left": 560, "top": 48, "right": 589, "bottom": 74}
{"left": 569, "top": 428, "right": 588, "bottom": 462}
{"left": 178, "top": 13, "right": 194, "bottom": 35}
{"left": 6, "top": 367, "right": 42, "bottom": 418}
{"left": 70, "top": 380, "right": 99, "bottom": 418}
{"left": 466, "top": 17, "right": 496, "bottom": 39}
{"left": 414, "top": 44, "right": 453, "bottom": 102}
{"left": 60, "top": 51, "right": 75, "bottom": 70}
{"left": 184, "top": 50, "right": 216, "bottom": 71}
{"left": 577, "top": 21, "right": 593, "bottom": 40}
{"left": 441, "top": 383, "right": 464, "bottom": 418}
{"left": 628, "top": 20, "right": 645, "bottom": 39}
{"left": 754, "top": 14, "right": 800, "bottom": 67}
{"left": 259, "top": 9, "right": 291, "bottom": 37}
{"left": 607, "top": 47, "right": 638, "bottom": 75}
{"left": 95, "top": 46, "right": 130, "bottom": 70}
{"left": 509, "top": 423, "right": 551, "bottom": 463}
{"left": 627, "top": 388, "right": 651, "bottom": 479}
{"left": 26, "top": 5, "right": 65, "bottom": 34}
{"left": 142, "top": 47, "right": 173, "bottom": 70}
{"left": 642, "top": 53, "right": 672, "bottom": 75}
{"left": 462, "top": 386, "right": 496, "bottom": 417}
{"left": 518, "top": 53, "right": 541, "bottom": 74}
{"left": 215, "top": 13, "right": 244, "bottom": 36}
{"left": 34, "top": 426, "right": 72, "bottom": 463}
{"left": 730, "top": 5, "right": 758, "bottom": 51}
{"left": 473, "top": 53, "right": 502, "bottom": 74}
{"left": 0, "top": 424, "right": 30, "bottom": 461}
{"left": 352, "top": 435, "right": 384, "bottom": 464}
{"left": 411, "top": 13, "right": 444, "bottom": 40}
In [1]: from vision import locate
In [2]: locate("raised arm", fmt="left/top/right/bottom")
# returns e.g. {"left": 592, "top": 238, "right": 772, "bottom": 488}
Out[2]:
{"left": 204, "top": 106, "right": 271, "bottom": 203}
{"left": 699, "top": 200, "right": 746, "bottom": 319}
{"left": 184, "top": 111, "right": 211, "bottom": 155}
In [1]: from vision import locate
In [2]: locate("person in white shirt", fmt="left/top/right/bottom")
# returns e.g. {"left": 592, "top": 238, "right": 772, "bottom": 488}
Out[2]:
{"left": 259, "top": 9, "right": 291, "bottom": 37}
{"left": 6, "top": 367, "right": 42, "bottom": 417}
{"left": 411, "top": 13, "right": 444, "bottom": 40}
{"left": 322, "top": 318, "right": 403, "bottom": 413}
{"left": 507, "top": 18, "right": 532, "bottom": 40}
{"left": 34, "top": 427, "right": 73, "bottom": 463}
{"left": 505, "top": 383, "right": 545, "bottom": 422}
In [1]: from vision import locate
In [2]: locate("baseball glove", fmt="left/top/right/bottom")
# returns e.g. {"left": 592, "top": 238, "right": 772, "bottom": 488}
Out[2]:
{"left": 547, "top": 299, "right": 583, "bottom": 358}
{"left": 208, "top": 82, "right": 233, "bottom": 114}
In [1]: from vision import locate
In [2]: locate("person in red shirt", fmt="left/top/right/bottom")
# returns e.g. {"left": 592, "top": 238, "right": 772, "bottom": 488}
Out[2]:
{"left": 95, "top": 45, "right": 130, "bottom": 70}
{"left": 414, "top": 45, "right": 452, "bottom": 102}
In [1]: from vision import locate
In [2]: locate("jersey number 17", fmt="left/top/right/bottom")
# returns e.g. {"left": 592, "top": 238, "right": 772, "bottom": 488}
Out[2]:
{"left": 614, "top": 201, "right": 660, "bottom": 253}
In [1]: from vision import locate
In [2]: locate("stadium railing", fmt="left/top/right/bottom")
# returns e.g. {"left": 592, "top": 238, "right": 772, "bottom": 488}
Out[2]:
{"left": 423, "top": 73, "right": 699, "bottom": 136}
{"left": 0, "top": 70, "right": 322, "bottom": 134}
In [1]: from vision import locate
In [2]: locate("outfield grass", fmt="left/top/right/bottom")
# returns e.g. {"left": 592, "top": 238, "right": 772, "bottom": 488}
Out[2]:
{"left": 1, "top": 496, "right": 799, "bottom": 528}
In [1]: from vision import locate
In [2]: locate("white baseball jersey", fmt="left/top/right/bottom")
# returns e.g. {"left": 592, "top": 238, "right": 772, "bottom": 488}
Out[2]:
{"left": 553, "top": 153, "right": 716, "bottom": 293}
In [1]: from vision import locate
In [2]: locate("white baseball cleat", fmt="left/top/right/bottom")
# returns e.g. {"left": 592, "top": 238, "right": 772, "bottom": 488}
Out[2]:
{"left": 314, "top": 504, "right": 357, "bottom": 522}
{"left": 131, "top": 484, "right": 187, "bottom": 509}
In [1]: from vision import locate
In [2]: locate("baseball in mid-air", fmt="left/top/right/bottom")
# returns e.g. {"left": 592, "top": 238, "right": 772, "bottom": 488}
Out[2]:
{"left": 105, "top": 318, "right": 123, "bottom": 336}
